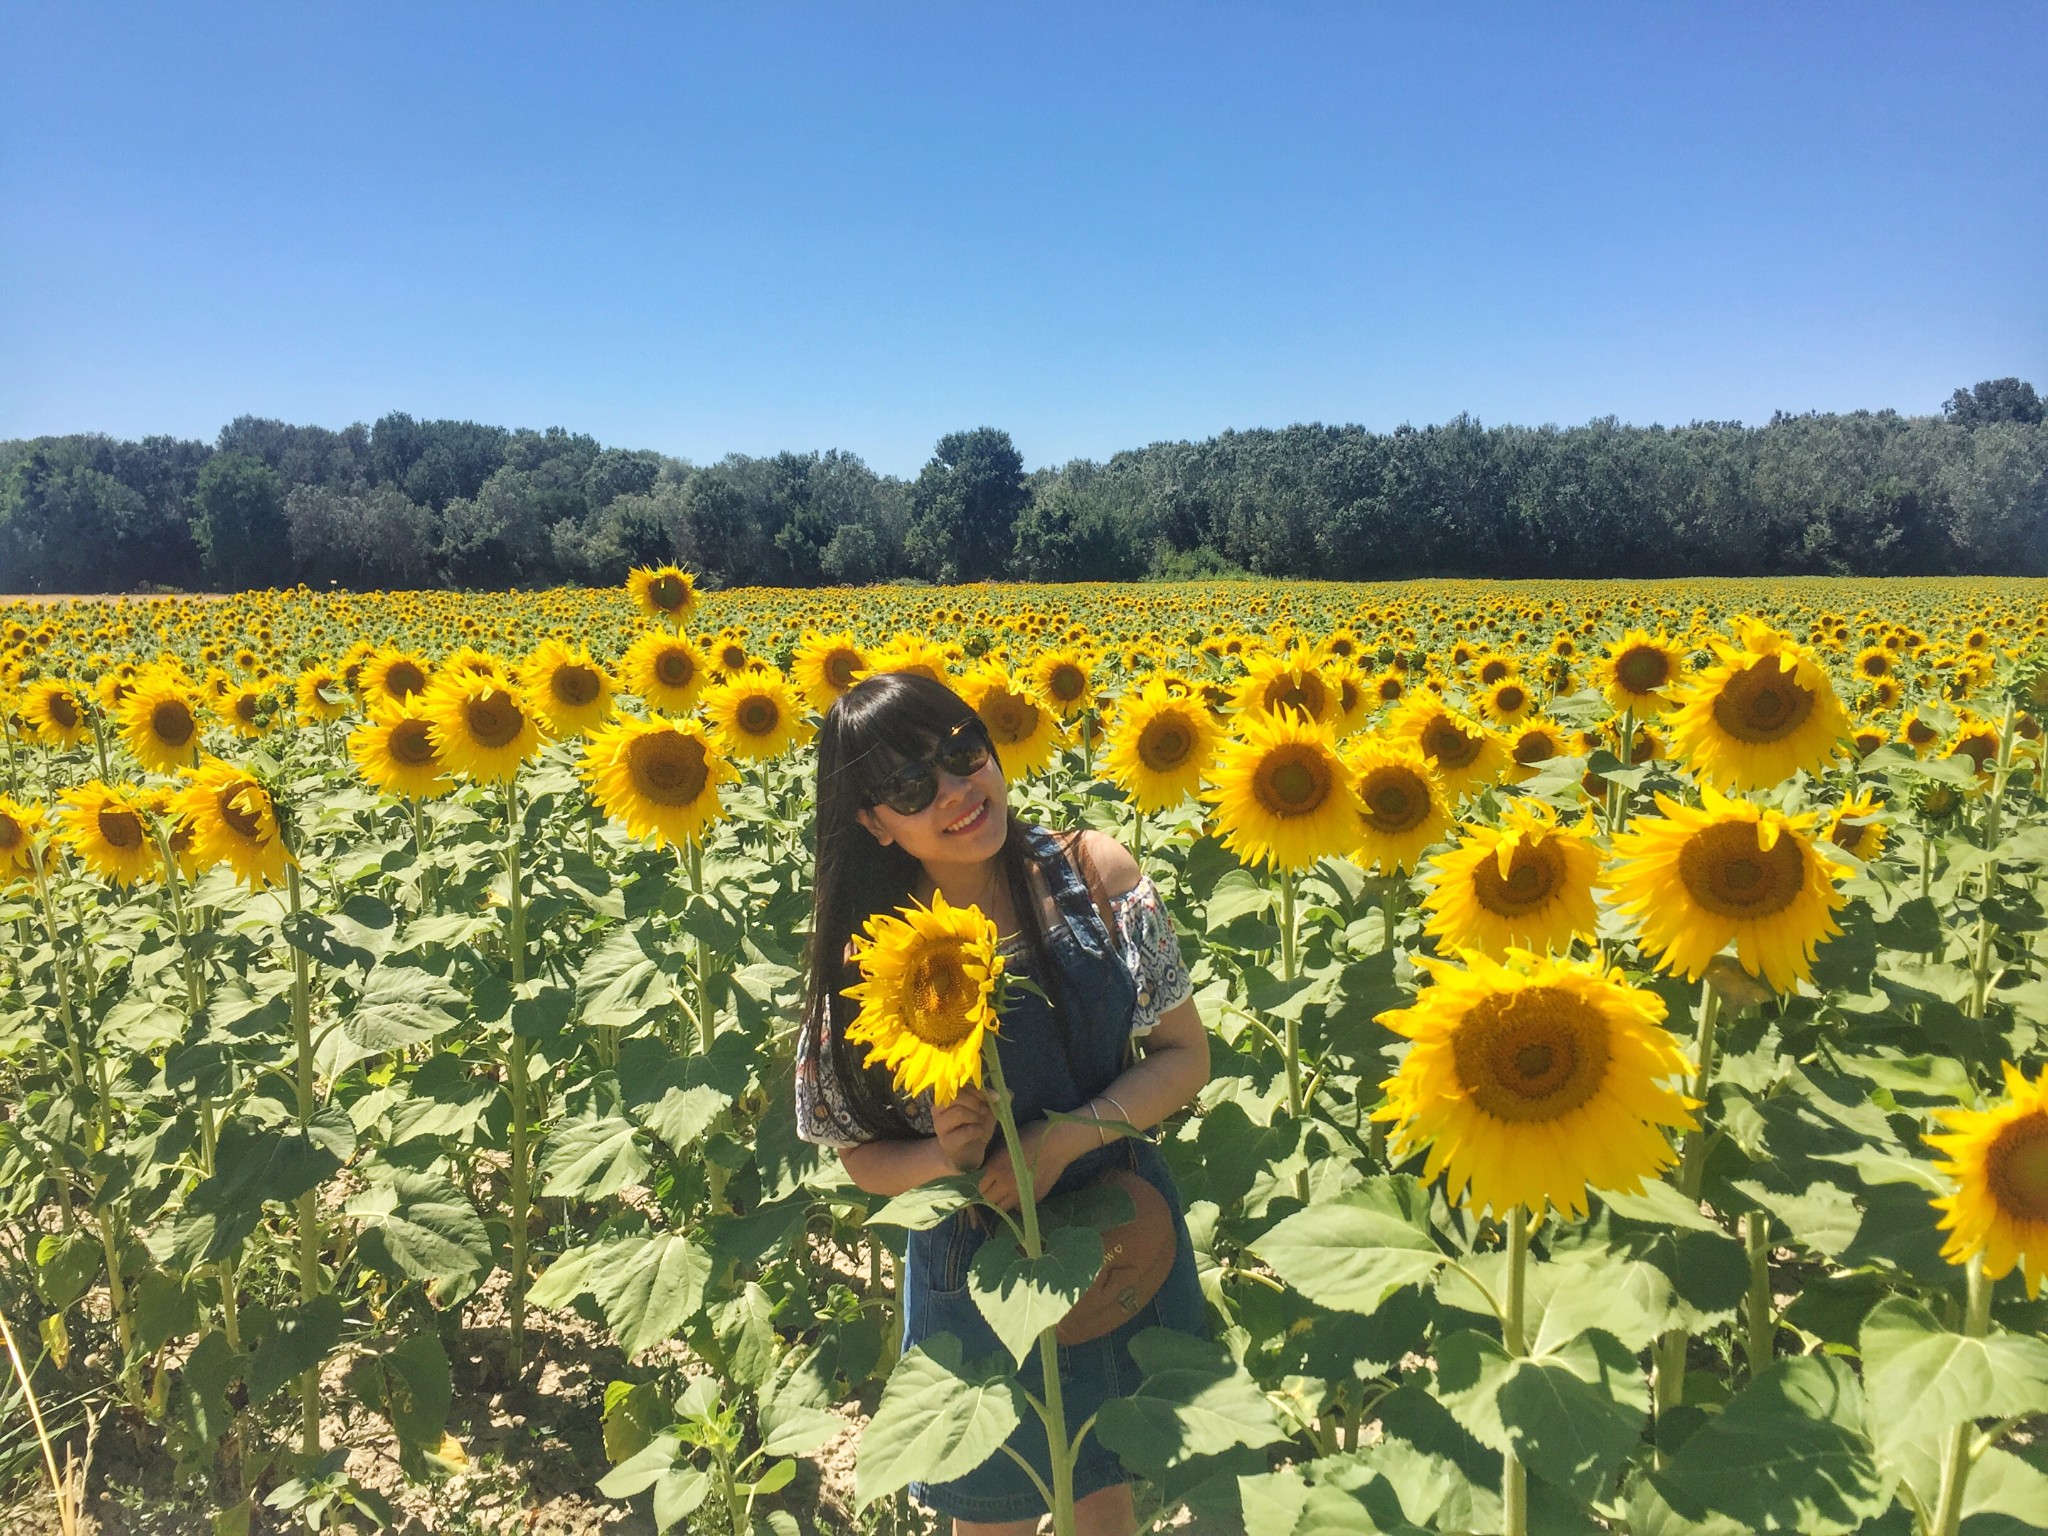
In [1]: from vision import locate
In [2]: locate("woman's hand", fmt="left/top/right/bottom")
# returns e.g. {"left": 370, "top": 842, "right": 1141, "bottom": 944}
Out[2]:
{"left": 934, "top": 1086, "right": 997, "bottom": 1174}
{"left": 978, "top": 1120, "right": 1079, "bottom": 1211}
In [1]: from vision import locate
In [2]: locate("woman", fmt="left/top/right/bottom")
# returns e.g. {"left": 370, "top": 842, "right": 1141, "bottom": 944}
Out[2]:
{"left": 795, "top": 672, "right": 1211, "bottom": 1536}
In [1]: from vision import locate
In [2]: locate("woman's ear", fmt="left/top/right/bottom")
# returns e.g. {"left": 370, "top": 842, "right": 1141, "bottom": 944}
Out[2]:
{"left": 855, "top": 807, "right": 895, "bottom": 847}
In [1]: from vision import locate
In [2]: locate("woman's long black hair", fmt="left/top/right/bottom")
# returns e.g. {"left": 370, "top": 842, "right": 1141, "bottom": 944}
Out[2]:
{"left": 803, "top": 672, "right": 1079, "bottom": 1142}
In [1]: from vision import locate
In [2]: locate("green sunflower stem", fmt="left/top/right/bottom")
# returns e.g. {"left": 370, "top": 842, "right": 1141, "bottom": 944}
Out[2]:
{"left": 285, "top": 863, "right": 323, "bottom": 1457}
{"left": 504, "top": 779, "right": 534, "bottom": 1371}
{"left": 1929, "top": 1255, "right": 1991, "bottom": 1536}
{"left": 983, "top": 1044, "right": 1076, "bottom": 1536}
{"left": 1502, "top": 1205, "right": 1530, "bottom": 1536}
{"left": 1382, "top": 874, "right": 1402, "bottom": 957}
{"left": 1278, "top": 865, "right": 1311, "bottom": 1204}
{"left": 1654, "top": 978, "right": 1724, "bottom": 1433}
{"left": 1743, "top": 1210, "right": 1774, "bottom": 1378}
{"left": 1966, "top": 702, "right": 2018, "bottom": 1021}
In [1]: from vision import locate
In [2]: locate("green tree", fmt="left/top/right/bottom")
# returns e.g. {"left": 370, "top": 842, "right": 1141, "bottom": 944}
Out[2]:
{"left": 191, "top": 452, "right": 290, "bottom": 589}
{"left": 904, "top": 428, "right": 1029, "bottom": 582}
{"left": 1943, "top": 377, "right": 2044, "bottom": 428}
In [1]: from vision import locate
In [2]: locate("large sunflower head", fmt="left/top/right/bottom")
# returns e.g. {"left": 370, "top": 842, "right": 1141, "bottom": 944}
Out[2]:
{"left": 22, "top": 679, "right": 92, "bottom": 749}
{"left": 1325, "top": 658, "right": 1374, "bottom": 737}
{"left": 349, "top": 701, "right": 453, "bottom": 801}
{"left": 59, "top": 780, "right": 160, "bottom": 886}
{"left": 1821, "top": 788, "right": 1889, "bottom": 864}
{"left": 118, "top": 673, "right": 204, "bottom": 773}
{"left": 1230, "top": 646, "right": 1337, "bottom": 727}
{"left": 419, "top": 674, "right": 543, "bottom": 783}
{"left": 793, "top": 632, "right": 871, "bottom": 711}
{"left": 703, "top": 668, "right": 812, "bottom": 761}
{"left": 579, "top": 714, "right": 734, "bottom": 849}
{"left": 620, "top": 629, "right": 709, "bottom": 715}
{"left": 173, "top": 757, "right": 291, "bottom": 890}
{"left": 522, "top": 639, "right": 615, "bottom": 738}
{"left": 957, "top": 665, "right": 1063, "bottom": 781}
{"left": 1029, "top": 647, "right": 1095, "bottom": 720}
{"left": 1345, "top": 736, "right": 1453, "bottom": 875}
{"left": 1422, "top": 800, "right": 1603, "bottom": 958}
{"left": 1388, "top": 696, "right": 1509, "bottom": 800}
{"left": 295, "top": 665, "right": 352, "bottom": 725}
{"left": 215, "top": 682, "right": 275, "bottom": 739}
{"left": 1899, "top": 708, "right": 1943, "bottom": 757}
{"left": 0, "top": 795, "right": 46, "bottom": 883}
{"left": 1373, "top": 949, "right": 1697, "bottom": 1219}
{"left": 1667, "top": 622, "right": 1851, "bottom": 789}
{"left": 1477, "top": 676, "right": 1537, "bottom": 728}
{"left": 1204, "top": 707, "right": 1362, "bottom": 872}
{"left": 842, "top": 891, "right": 1007, "bottom": 1108}
{"left": 1103, "top": 678, "right": 1220, "bottom": 812}
{"left": 1926, "top": 1062, "right": 2048, "bottom": 1298}
{"left": 360, "top": 648, "right": 434, "bottom": 711}
{"left": 626, "top": 565, "right": 700, "bottom": 629}
{"left": 1607, "top": 785, "right": 1847, "bottom": 994}
{"left": 1595, "top": 630, "right": 1688, "bottom": 714}
{"left": 1503, "top": 718, "right": 1568, "bottom": 784}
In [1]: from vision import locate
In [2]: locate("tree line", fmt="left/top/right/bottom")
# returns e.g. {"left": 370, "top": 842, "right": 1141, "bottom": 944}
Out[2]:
{"left": 1, "top": 379, "right": 2042, "bottom": 593}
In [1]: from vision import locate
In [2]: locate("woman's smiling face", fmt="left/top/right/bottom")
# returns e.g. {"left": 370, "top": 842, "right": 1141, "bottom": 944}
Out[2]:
{"left": 856, "top": 744, "right": 1010, "bottom": 867}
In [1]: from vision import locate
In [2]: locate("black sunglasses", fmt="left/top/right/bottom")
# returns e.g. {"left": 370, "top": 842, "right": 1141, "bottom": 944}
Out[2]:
{"left": 867, "top": 719, "right": 995, "bottom": 815}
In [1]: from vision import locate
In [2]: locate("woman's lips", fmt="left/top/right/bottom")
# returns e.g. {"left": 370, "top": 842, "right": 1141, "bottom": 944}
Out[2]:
{"left": 941, "top": 797, "right": 990, "bottom": 834}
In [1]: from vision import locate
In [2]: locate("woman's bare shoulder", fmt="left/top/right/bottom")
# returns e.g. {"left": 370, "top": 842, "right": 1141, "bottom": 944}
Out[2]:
{"left": 1069, "top": 828, "right": 1143, "bottom": 899}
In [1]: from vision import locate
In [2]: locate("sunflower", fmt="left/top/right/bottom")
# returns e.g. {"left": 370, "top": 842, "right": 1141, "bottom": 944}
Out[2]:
{"left": 1030, "top": 647, "right": 1095, "bottom": 720}
{"left": 1473, "top": 653, "right": 1520, "bottom": 689}
{"left": 419, "top": 675, "right": 543, "bottom": 783}
{"left": 579, "top": 714, "right": 734, "bottom": 849}
{"left": 703, "top": 669, "right": 812, "bottom": 761}
{"left": 22, "top": 680, "right": 92, "bottom": 748}
{"left": 1850, "top": 723, "right": 1889, "bottom": 759}
{"left": 1667, "top": 622, "right": 1850, "bottom": 789}
{"left": 0, "top": 796, "right": 45, "bottom": 882}
{"left": 1422, "top": 801, "right": 1602, "bottom": 958}
{"left": 710, "top": 632, "right": 753, "bottom": 678}
{"left": 1926, "top": 1063, "right": 2048, "bottom": 1298}
{"left": 295, "top": 666, "right": 352, "bottom": 725}
{"left": 861, "top": 633, "right": 955, "bottom": 688}
{"left": 958, "top": 665, "right": 1062, "bottom": 779}
{"left": 1821, "top": 788, "right": 1889, "bottom": 863}
{"left": 1373, "top": 949, "right": 1697, "bottom": 1219}
{"left": 1503, "top": 719, "right": 1568, "bottom": 783}
{"left": 1103, "top": 679, "right": 1219, "bottom": 812}
{"left": 118, "top": 674, "right": 204, "bottom": 773}
{"left": 1607, "top": 786, "right": 1847, "bottom": 994}
{"left": 793, "top": 631, "right": 870, "bottom": 711}
{"left": 626, "top": 565, "right": 700, "bottom": 629}
{"left": 1477, "top": 676, "right": 1538, "bottom": 728}
{"left": 1388, "top": 697, "right": 1508, "bottom": 800}
{"left": 59, "top": 781, "right": 160, "bottom": 886}
{"left": 1326, "top": 659, "right": 1374, "bottom": 737}
{"left": 620, "top": 630, "right": 709, "bottom": 715}
{"left": 522, "top": 639, "right": 615, "bottom": 737}
{"left": 843, "top": 891, "right": 1006, "bottom": 1109}
{"left": 1944, "top": 715, "right": 2001, "bottom": 779}
{"left": 1899, "top": 709, "right": 1942, "bottom": 757}
{"left": 349, "top": 702, "right": 453, "bottom": 800}
{"left": 140, "top": 788, "right": 205, "bottom": 883}
{"left": 1345, "top": 737, "right": 1453, "bottom": 875}
{"left": 1368, "top": 669, "right": 1408, "bottom": 710}
{"left": 360, "top": 648, "right": 433, "bottom": 709}
{"left": 173, "top": 758, "right": 291, "bottom": 890}
{"left": 1205, "top": 708, "right": 1361, "bottom": 872}
{"left": 215, "top": 682, "right": 273, "bottom": 738}
{"left": 1231, "top": 646, "right": 1337, "bottom": 726}
{"left": 1595, "top": 630, "right": 1688, "bottom": 714}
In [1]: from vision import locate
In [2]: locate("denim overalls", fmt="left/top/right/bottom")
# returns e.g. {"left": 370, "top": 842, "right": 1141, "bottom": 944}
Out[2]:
{"left": 902, "top": 827, "right": 1209, "bottom": 1523}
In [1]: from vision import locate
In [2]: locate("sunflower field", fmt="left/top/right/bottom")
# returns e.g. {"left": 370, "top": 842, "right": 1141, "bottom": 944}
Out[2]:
{"left": 2, "top": 574, "right": 2047, "bottom": 1536}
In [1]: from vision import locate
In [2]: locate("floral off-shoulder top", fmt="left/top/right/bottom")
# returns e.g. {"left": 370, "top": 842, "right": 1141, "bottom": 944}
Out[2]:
{"left": 793, "top": 875, "right": 1194, "bottom": 1150}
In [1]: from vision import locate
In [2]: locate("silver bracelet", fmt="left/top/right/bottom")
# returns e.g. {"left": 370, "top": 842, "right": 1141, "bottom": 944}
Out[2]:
{"left": 1089, "top": 1102, "right": 1108, "bottom": 1146}
{"left": 1099, "top": 1092, "right": 1136, "bottom": 1138}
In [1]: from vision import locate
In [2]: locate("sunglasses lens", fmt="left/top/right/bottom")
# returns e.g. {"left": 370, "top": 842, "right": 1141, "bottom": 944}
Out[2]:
{"left": 880, "top": 763, "right": 938, "bottom": 816}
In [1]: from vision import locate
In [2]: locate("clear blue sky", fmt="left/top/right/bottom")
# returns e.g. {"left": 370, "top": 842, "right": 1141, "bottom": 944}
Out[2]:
{"left": 4, "top": 2, "right": 2043, "bottom": 476}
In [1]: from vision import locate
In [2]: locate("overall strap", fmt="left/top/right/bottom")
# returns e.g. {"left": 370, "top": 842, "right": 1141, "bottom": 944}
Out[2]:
{"left": 1031, "top": 824, "right": 1116, "bottom": 948}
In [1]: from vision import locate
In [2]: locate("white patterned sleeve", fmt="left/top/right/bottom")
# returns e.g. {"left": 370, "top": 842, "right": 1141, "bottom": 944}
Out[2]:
{"left": 794, "top": 1019, "right": 868, "bottom": 1149}
{"left": 1110, "top": 877, "right": 1194, "bottom": 1038}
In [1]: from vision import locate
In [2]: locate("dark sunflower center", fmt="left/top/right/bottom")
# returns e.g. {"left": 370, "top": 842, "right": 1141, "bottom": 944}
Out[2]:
{"left": 1479, "top": 659, "right": 1513, "bottom": 686}
{"left": 1860, "top": 654, "right": 1889, "bottom": 678}
{"left": 627, "top": 730, "right": 710, "bottom": 805}
{"left": 736, "top": 697, "right": 779, "bottom": 737}
{"left": 1456, "top": 988, "right": 1610, "bottom": 1123}
{"left": 1139, "top": 717, "right": 1192, "bottom": 771}
{"left": 1049, "top": 665, "right": 1086, "bottom": 702}
{"left": 1710, "top": 657, "right": 1816, "bottom": 745}
{"left": 1420, "top": 715, "right": 1482, "bottom": 770}
{"left": 153, "top": 700, "right": 196, "bottom": 747}
{"left": 1473, "top": 842, "right": 1561, "bottom": 915}
{"left": 649, "top": 574, "right": 687, "bottom": 610}
{"left": 385, "top": 660, "right": 426, "bottom": 697}
{"left": 826, "top": 650, "right": 861, "bottom": 688}
{"left": 1905, "top": 717, "right": 1939, "bottom": 745}
{"left": 721, "top": 645, "right": 749, "bottom": 672}
{"left": 464, "top": 691, "right": 525, "bottom": 749}
{"left": 390, "top": 719, "right": 439, "bottom": 767}
{"left": 1986, "top": 1113, "right": 2048, "bottom": 1223}
{"left": 1495, "top": 685, "right": 1527, "bottom": 714}
{"left": 906, "top": 948, "right": 977, "bottom": 1046}
{"left": 48, "top": 694, "right": 79, "bottom": 729}
{"left": 217, "top": 785, "right": 265, "bottom": 841}
{"left": 0, "top": 814, "right": 23, "bottom": 850}
{"left": 1377, "top": 677, "right": 1405, "bottom": 702}
{"left": 1677, "top": 820, "right": 1805, "bottom": 919}
{"left": 1953, "top": 733, "right": 1997, "bottom": 771}
{"left": 98, "top": 805, "right": 144, "bottom": 851}
{"left": 234, "top": 694, "right": 259, "bottom": 722}
{"left": 1254, "top": 746, "right": 1331, "bottom": 817}
{"left": 655, "top": 649, "right": 695, "bottom": 688}
{"left": 1264, "top": 673, "right": 1327, "bottom": 720}
{"left": 1615, "top": 648, "right": 1670, "bottom": 693}
{"left": 1512, "top": 730, "right": 1557, "bottom": 766}
{"left": 1361, "top": 767, "right": 1429, "bottom": 833}
{"left": 552, "top": 664, "right": 601, "bottom": 707}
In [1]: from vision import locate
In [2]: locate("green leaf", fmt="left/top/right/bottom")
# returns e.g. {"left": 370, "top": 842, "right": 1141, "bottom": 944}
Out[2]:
{"left": 540, "top": 1113, "right": 650, "bottom": 1201}
{"left": 530, "top": 1234, "right": 711, "bottom": 1357}
{"left": 1094, "top": 1328, "right": 1290, "bottom": 1477}
{"left": 1632, "top": 1356, "right": 1886, "bottom": 1535}
{"left": 653, "top": 1467, "right": 712, "bottom": 1531}
{"left": 1206, "top": 868, "right": 1275, "bottom": 933}
{"left": 246, "top": 1294, "right": 342, "bottom": 1407}
{"left": 380, "top": 1330, "right": 453, "bottom": 1450}
{"left": 1435, "top": 1328, "right": 1647, "bottom": 1501}
{"left": 968, "top": 1225, "right": 1105, "bottom": 1367}
{"left": 1859, "top": 1296, "right": 2048, "bottom": 1461}
{"left": 344, "top": 960, "right": 463, "bottom": 1051}
{"left": 855, "top": 1335, "right": 1024, "bottom": 1507}
{"left": 160, "top": 1109, "right": 355, "bottom": 1267}
{"left": 1249, "top": 1185, "right": 1446, "bottom": 1313}
{"left": 347, "top": 1168, "right": 494, "bottom": 1305}
{"left": 34, "top": 1231, "right": 101, "bottom": 1311}
{"left": 1601, "top": 1180, "right": 1724, "bottom": 1234}
{"left": 178, "top": 1329, "right": 239, "bottom": 1451}
{"left": 134, "top": 1268, "right": 201, "bottom": 1351}
{"left": 597, "top": 1432, "right": 682, "bottom": 1497}
{"left": 864, "top": 1176, "right": 982, "bottom": 1231}
{"left": 619, "top": 1032, "right": 750, "bottom": 1152}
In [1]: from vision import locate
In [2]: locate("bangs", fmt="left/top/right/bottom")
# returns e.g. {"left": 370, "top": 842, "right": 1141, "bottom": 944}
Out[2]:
{"left": 822, "top": 673, "right": 980, "bottom": 801}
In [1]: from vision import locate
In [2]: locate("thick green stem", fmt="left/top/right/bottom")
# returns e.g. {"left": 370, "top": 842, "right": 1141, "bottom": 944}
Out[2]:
{"left": 1655, "top": 980, "right": 1724, "bottom": 1427}
{"left": 1743, "top": 1211, "right": 1774, "bottom": 1378}
{"left": 285, "top": 864, "right": 321, "bottom": 1456}
{"left": 1502, "top": 1207, "right": 1529, "bottom": 1536}
{"left": 1278, "top": 867, "right": 1310, "bottom": 1203}
{"left": 1929, "top": 1256, "right": 1992, "bottom": 1536}
{"left": 504, "top": 781, "right": 532, "bottom": 1370}
{"left": 1382, "top": 875, "right": 1401, "bottom": 956}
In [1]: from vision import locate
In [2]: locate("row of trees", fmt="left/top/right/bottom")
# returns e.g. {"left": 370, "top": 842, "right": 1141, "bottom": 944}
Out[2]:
{"left": 1, "top": 381, "right": 2042, "bottom": 592}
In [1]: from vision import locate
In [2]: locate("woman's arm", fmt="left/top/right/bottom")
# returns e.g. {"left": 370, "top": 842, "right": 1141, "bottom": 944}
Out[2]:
{"left": 837, "top": 1087, "right": 999, "bottom": 1197}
